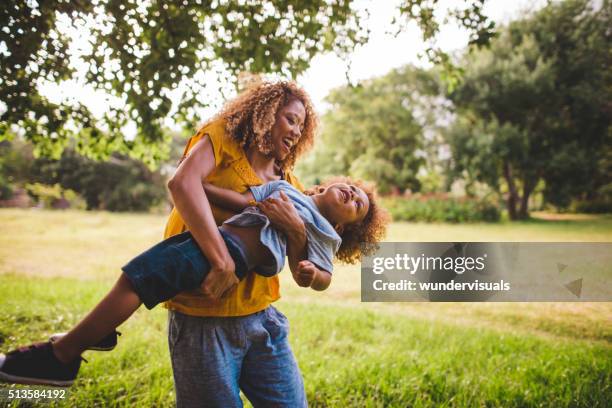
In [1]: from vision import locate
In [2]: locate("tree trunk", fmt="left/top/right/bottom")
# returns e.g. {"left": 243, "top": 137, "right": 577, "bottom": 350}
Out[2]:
{"left": 518, "top": 176, "right": 538, "bottom": 219}
{"left": 503, "top": 161, "right": 519, "bottom": 220}
{"left": 518, "top": 184, "right": 531, "bottom": 219}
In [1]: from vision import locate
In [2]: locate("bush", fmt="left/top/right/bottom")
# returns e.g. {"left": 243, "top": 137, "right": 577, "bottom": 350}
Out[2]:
{"left": 25, "top": 183, "right": 86, "bottom": 210}
{"left": 31, "top": 150, "right": 167, "bottom": 212}
{"left": 1, "top": 140, "right": 168, "bottom": 212}
{"left": 382, "top": 194, "right": 501, "bottom": 223}
{"left": 571, "top": 199, "right": 612, "bottom": 214}
{"left": 105, "top": 181, "right": 165, "bottom": 212}
{"left": 0, "top": 174, "right": 13, "bottom": 200}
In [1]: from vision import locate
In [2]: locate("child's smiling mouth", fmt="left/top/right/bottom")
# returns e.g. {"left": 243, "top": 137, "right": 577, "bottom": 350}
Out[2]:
{"left": 339, "top": 189, "right": 349, "bottom": 203}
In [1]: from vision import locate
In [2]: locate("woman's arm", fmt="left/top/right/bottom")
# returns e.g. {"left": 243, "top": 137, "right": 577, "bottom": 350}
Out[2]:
{"left": 202, "top": 183, "right": 254, "bottom": 213}
{"left": 167, "top": 136, "right": 239, "bottom": 299}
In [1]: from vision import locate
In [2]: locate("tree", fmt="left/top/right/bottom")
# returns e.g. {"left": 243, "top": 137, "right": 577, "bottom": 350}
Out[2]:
{"left": 1, "top": 0, "right": 368, "bottom": 164}
{"left": 295, "top": 66, "right": 439, "bottom": 193}
{"left": 0, "top": 138, "right": 33, "bottom": 199}
{"left": 1, "top": 1, "right": 496, "bottom": 163}
{"left": 447, "top": 0, "right": 611, "bottom": 219}
{"left": 0, "top": 140, "right": 167, "bottom": 211}
{"left": 394, "top": 0, "right": 496, "bottom": 90}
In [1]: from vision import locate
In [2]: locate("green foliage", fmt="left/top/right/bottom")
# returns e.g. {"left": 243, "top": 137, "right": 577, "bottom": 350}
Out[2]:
{"left": 0, "top": 174, "right": 12, "bottom": 200}
{"left": 31, "top": 150, "right": 168, "bottom": 212}
{"left": 446, "top": 116, "right": 516, "bottom": 194}
{"left": 0, "top": 139, "right": 32, "bottom": 200}
{"left": 395, "top": 0, "right": 496, "bottom": 92}
{"left": 1, "top": 1, "right": 498, "bottom": 162}
{"left": 0, "top": 1, "right": 100, "bottom": 159}
{"left": 447, "top": 0, "right": 611, "bottom": 219}
{"left": 1, "top": 0, "right": 369, "bottom": 163}
{"left": 572, "top": 199, "right": 612, "bottom": 214}
{"left": 0, "top": 139, "right": 167, "bottom": 212}
{"left": 104, "top": 181, "right": 164, "bottom": 213}
{"left": 24, "top": 182, "right": 85, "bottom": 209}
{"left": 296, "top": 66, "right": 439, "bottom": 193}
{"left": 0, "top": 139, "right": 33, "bottom": 181}
{"left": 382, "top": 195, "right": 500, "bottom": 223}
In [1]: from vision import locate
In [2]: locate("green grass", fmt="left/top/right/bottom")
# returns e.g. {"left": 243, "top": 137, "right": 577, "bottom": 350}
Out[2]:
{"left": 0, "top": 209, "right": 611, "bottom": 407}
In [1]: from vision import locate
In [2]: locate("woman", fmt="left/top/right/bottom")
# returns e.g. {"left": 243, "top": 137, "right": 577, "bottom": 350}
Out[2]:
{"left": 164, "top": 81, "right": 316, "bottom": 407}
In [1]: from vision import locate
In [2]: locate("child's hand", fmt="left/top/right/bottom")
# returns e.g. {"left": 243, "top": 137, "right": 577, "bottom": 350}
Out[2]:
{"left": 295, "top": 260, "right": 317, "bottom": 287}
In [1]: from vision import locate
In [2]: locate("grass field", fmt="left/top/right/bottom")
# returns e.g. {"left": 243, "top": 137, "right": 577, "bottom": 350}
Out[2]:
{"left": 0, "top": 208, "right": 611, "bottom": 407}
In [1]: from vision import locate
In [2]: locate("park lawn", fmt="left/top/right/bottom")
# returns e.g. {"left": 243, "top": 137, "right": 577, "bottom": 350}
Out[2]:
{"left": 0, "top": 208, "right": 611, "bottom": 407}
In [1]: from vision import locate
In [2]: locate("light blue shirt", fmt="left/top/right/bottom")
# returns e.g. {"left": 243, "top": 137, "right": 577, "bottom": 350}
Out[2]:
{"left": 223, "top": 180, "right": 341, "bottom": 276}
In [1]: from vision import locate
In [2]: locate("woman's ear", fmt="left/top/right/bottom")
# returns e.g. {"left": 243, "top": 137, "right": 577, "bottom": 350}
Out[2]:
{"left": 334, "top": 223, "right": 344, "bottom": 235}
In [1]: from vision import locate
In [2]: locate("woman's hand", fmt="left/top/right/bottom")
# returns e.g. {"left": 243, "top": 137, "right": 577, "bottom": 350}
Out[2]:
{"left": 257, "top": 191, "right": 305, "bottom": 236}
{"left": 257, "top": 190, "right": 309, "bottom": 277}
{"left": 200, "top": 255, "right": 239, "bottom": 299}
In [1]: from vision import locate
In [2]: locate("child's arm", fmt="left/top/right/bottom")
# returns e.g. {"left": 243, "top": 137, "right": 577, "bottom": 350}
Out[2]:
{"left": 293, "top": 260, "right": 332, "bottom": 291}
{"left": 203, "top": 183, "right": 255, "bottom": 212}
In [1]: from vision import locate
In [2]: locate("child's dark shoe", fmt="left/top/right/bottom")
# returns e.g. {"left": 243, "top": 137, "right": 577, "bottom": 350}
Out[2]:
{"left": 49, "top": 330, "right": 121, "bottom": 351}
{"left": 0, "top": 342, "right": 81, "bottom": 387}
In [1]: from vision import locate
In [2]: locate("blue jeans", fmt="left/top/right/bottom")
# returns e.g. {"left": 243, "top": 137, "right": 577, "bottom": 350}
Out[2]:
{"left": 122, "top": 230, "right": 249, "bottom": 309}
{"left": 168, "top": 306, "right": 307, "bottom": 408}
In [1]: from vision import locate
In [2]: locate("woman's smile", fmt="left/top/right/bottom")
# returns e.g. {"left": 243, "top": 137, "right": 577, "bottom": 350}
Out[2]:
{"left": 270, "top": 99, "right": 305, "bottom": 159}
{"left": 282, "top": 136, "right": 295, "bottom": 153}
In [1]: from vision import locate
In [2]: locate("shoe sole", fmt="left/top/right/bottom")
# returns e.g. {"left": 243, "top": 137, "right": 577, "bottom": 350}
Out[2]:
{"left": 49, "top": 333, "right": 116, "bottom": 351}
{"left": 0, "top": 354, "right": 73, "bottom": 387}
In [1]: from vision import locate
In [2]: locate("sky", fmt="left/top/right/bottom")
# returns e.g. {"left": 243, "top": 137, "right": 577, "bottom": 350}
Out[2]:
{"left": 39, "top": 0, "right": 548, "bottom": 131}
{"left": 300, "top": 0, "right": 547, "bottom": 111}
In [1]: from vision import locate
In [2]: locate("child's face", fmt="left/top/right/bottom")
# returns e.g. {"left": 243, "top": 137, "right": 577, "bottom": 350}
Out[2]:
{"left": 317, "top": 183, "right": 370, "bottom": 229}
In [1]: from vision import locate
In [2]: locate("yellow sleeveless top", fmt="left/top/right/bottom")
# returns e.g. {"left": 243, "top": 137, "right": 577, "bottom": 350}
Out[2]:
{"left": 162, "top": 119, "right": 304, "bottom": 316}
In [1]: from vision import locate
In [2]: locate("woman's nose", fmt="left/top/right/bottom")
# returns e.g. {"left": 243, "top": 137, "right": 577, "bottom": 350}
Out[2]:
{"left": 292, "top": 126, "right": 301, "bottom": 138}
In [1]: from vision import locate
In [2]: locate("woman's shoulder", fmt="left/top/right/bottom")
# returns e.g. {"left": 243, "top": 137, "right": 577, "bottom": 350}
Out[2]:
{"left": 196, "top": 118, "right": 227, "bottom": 143}
{"left": 194, "top": 118, "right": 243, "bottom": 161}
{"left": 284, "top": 171, "right": 305, "bottom": 192}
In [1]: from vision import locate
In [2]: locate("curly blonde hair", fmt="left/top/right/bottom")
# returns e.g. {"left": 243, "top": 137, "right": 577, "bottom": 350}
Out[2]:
{"left": 209, "top": 81, "right": 318, "bottom": 170}
{"left": 305, "top": 176, "right": 390, "bottom": 264}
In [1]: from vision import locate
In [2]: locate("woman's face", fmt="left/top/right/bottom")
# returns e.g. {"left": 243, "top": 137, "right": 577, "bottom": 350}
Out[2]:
{"left": 269, "top": 98, "right": 306, "bottom": 161}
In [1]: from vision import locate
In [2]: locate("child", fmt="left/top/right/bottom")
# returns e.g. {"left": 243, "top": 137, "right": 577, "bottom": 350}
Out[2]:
{"left": 0, "top": 177, "right": 388, "bottom": 387}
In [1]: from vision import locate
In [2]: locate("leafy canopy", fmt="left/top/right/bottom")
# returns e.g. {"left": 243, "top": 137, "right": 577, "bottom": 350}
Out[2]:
{"left": 447, "top": 0, "right": 611, "bottom": 217}
{"left": 1, "top": 0, "right": 495, "bottom": 163}
{"left": 295, "top": 66, "right": 440, "bottom": 194}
